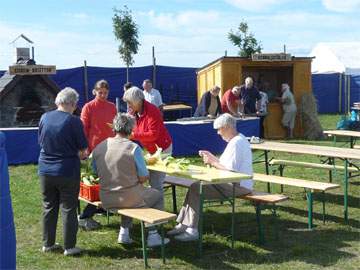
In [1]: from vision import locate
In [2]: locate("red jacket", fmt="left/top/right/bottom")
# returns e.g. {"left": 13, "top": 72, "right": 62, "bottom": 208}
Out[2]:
{"left": 221, "top": 89, "right": 239, "bottom": 114}
{"left": 80, "top": 98, "right": 117, "bottom": 152}
{"left": 132, "top": 100, "right": 172, "bottom": 154}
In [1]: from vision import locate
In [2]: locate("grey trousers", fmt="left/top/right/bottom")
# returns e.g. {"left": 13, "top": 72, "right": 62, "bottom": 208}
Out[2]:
{"left": 121, "top": 187, "right": 162, "bottom": 228}
{"left": 40, "top": 174, "right": 80, "bottom": 249}
{"left": 149, "top": 144, "right": 172, "bottom": 209}
{"left": 177, "top": 182, "right": 251, "bottom": 228}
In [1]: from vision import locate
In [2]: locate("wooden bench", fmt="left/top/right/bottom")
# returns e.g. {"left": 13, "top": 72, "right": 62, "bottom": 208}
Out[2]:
{"left": 78, "top": 197, "right": 176, "bottom": 268}
{"left": 252, "top": 173, "right": 340, "bottom": 229}
{"left": 269, "top": 159, "right": 358, "bottom": 186}
{"left": 164, "top": 176, "right": 288, "bottom": 244}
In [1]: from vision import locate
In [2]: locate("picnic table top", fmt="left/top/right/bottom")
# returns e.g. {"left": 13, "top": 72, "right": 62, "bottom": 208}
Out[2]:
{"left": 250, "top": 140, "right": 360, "bottom": 160}
{"left": 147, "top": 163, "right": 251, "bottom": 184}
{"left": 324, "top": 130, "right": 360, "bottom": 138}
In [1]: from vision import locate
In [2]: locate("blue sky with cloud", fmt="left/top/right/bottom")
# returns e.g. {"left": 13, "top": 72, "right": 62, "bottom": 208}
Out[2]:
{"left": 0, "top": 0, "right": 359, "bottom": 69}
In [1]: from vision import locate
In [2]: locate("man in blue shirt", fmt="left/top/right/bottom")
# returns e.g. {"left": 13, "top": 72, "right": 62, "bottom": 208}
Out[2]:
{"left": 239, "top": 77, "right": 261, "bottom": 115}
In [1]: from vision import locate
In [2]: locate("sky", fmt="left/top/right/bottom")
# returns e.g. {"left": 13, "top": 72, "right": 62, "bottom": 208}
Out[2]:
{"left": 0, "top": 0, "right": 359, "bottom": 69}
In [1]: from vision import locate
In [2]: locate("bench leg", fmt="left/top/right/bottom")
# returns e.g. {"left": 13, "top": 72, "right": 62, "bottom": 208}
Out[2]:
{"left": 305, "top": 190, "right": 313, "bottom": 229}
{"left": 161, "top": 224, "right": 165, "bottom": 264}
{"left": 198, "top": 182, "right": 204, "bottom": 257}
{"left": 140, "top": 221, "right": 148, "bottom": 268}
{"left": 255, "top": 203, "right": 265, "bottom": 244}
{"left": 171, "top": 185, "right": 177, "bottom": 214}
{"left": 231, "top": 183, "right": 235, "bottom": 249}
{"left": 107, "top": 210, "right": 110, "bottom": 225}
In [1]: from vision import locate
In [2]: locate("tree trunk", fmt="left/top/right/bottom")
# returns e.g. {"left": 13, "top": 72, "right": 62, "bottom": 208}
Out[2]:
{"left": 126, "top": 65, "right": 129, "bottom": 83}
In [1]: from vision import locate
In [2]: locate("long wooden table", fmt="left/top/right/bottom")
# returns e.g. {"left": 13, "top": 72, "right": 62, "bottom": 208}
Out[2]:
{"left": 147, "top": 163, "right": 251, "bottom": 256}
{"left": 251, "top": 141, "right": 360, "bottom": 221}
{"left": 324, "top": 130, "right": 360, "bottom": 148}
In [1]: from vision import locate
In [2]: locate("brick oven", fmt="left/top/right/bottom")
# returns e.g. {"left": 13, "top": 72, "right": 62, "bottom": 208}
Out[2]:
{"left": 0, "top": 62, "right": 60, "bottom": 127}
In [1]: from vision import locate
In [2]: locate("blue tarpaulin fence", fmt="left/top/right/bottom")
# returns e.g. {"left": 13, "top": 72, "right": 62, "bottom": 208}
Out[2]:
{"left": 2, "top": 66, "right": 359, "bottom": 114}
{"left": 0, "top": 132, "right": 16, "bottom": 269}
{"left": 0, "top": 118, "right": 260, "bottom": 165}
{"left": 312, "top": 73, "right": 360, "bottom": 113}
{"left": 48, "top": 65, "right": 197, "bottom": 109}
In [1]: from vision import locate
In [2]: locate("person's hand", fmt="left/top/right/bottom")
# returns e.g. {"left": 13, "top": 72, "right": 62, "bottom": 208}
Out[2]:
{"left": 79, "top": 149, "right": 89, "bottom": 160}
{"left": 199, "top": 150, "right": 217, "bottom": 166}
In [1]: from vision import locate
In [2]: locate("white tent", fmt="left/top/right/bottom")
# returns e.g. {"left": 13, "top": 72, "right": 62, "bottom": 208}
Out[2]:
{"left": 309, "top": 42, "right": 360, "bottom": 75}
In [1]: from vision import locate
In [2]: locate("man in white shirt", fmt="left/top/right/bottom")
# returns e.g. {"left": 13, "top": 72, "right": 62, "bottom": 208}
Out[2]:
{"left": 167, "top": 113, "right": 253, "bottom": 241}
{"left": 142, "top": 79, "right": 164, "bottom": 111}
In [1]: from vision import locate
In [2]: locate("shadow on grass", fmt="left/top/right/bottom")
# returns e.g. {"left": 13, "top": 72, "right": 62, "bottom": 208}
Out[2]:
{"left": 275, "top": 204, "right": 360, "bottom": 228}
{"left": 165, "top": 210, "right": 359, "bottom": 268}
{"left": 86, "top": 210, "right": 359, "bottom": 269}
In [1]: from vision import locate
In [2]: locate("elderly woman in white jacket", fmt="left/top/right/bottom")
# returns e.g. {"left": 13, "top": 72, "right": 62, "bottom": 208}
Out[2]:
{"left": 167, "top": 113, "right": 253, "bottom": 241}
{"left": 277, "top": 83, "right": 297, "bottom": 138}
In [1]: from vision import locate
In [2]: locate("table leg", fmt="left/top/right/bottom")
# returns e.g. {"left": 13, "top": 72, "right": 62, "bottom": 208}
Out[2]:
{"left": 344, "top": 159, "right": 349, "bottom": 222}
{"left": 198, "top": 182, "right": 204, "bottom": 257}
{"left": 322, "top": 191, "right": 326, "bottom": 224}
{"left": 264, "top": 150, "right": 271, "bottom": 193}
{"left": 161, "top": 224, "right": 165, "bottom": 264}
{"left": 255, "top": 203, "right": 264, "bottom": 244}
{"left": 171, "top": 185, "right": 177, "bottom": 214}
{"left": 328, "top": 157, "right": 334, "bottom": 183}
{"left": 350, "top": 137, "right": 354, "bottom": 148}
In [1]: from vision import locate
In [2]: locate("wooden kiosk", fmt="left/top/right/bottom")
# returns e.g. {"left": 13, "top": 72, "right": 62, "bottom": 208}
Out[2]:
{"left": 196, "top": 55, "right": 313, "bottom": 138}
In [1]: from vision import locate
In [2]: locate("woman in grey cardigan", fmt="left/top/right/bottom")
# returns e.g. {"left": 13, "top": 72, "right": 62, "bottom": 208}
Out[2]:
{"left": 92, "top": 113, "right": 170, "bottom": 247}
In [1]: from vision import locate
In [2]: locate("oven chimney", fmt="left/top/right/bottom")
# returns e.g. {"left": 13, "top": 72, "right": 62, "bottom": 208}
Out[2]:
{"left": 10, "top": 34, "right": 34, "bottom": 64}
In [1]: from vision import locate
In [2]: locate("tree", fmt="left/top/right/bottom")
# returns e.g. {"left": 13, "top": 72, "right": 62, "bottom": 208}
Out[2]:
{"left": 112, "top": 6, "right": 140, "bottom": 82}
{"left": 228, "top": 21, "right": 262, "bottom": 58}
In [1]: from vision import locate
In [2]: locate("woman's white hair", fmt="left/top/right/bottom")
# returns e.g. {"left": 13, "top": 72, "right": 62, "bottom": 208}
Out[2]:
{"left": 123, "top": 86, "right": 144, "bottom": 104}
{"left": 213, "top": 113, "right": 236, "bottom": 129}
{"left": 55, "top": 87, "right": 79, "bottom": 106}
{"left": 113, "top": 113, "right": 135, "bottom": 135}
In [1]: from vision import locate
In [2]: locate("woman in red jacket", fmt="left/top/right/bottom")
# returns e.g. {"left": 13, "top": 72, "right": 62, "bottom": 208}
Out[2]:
{"left": 123, "top": 86, "right": 172, "bottom": 208}
{"left": 79, "top": 79, "right": 117, "bottom": 230}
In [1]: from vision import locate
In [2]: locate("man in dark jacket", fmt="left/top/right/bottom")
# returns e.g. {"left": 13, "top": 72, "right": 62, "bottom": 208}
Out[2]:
{"left": 194, "top": 86, "right": 222, "bottom": 117}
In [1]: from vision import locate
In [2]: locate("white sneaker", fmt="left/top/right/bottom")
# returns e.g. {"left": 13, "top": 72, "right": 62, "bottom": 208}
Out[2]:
{"left": 42, "top": 243, "right": 62, "bottom": 252}
{"left": 167, "top": 224, "right": 187, "bottom": 236}
{"left": 147, "top": 232, "right": 170, "bottom": 247}
{"left": 174, "top": 231, "right": 199, "bottom": 242}
{"left": 78, "top": 217, "right": 100, "bottom": 231}
{"left": 64, "top": 247, "right": 82, "bottom": 256}
{"left": 118, "top": 234, "right": 133, "bottom": 244}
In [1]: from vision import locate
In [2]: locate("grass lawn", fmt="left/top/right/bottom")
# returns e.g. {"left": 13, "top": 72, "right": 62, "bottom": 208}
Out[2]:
{"left": 9, "top": 114, "right": 360, "bottom": 269}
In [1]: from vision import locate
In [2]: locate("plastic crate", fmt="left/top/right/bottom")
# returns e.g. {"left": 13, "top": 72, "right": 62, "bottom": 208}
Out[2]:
{"left": 79, "top": 182, "right": 100, "bottom": 202}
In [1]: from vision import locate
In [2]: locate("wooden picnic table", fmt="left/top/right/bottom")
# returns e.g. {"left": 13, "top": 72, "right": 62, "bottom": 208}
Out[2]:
{"left": 251, "top": 141, "right": 360, "bottom": 221}
{"left": 163, "top": 104, "right": 192, "bottom": 112}
{"left": 324, "top": 130, "right": 360, "bottom": 148}
{"left": 147, "top": 162, "right": 251, "bottom": 256}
